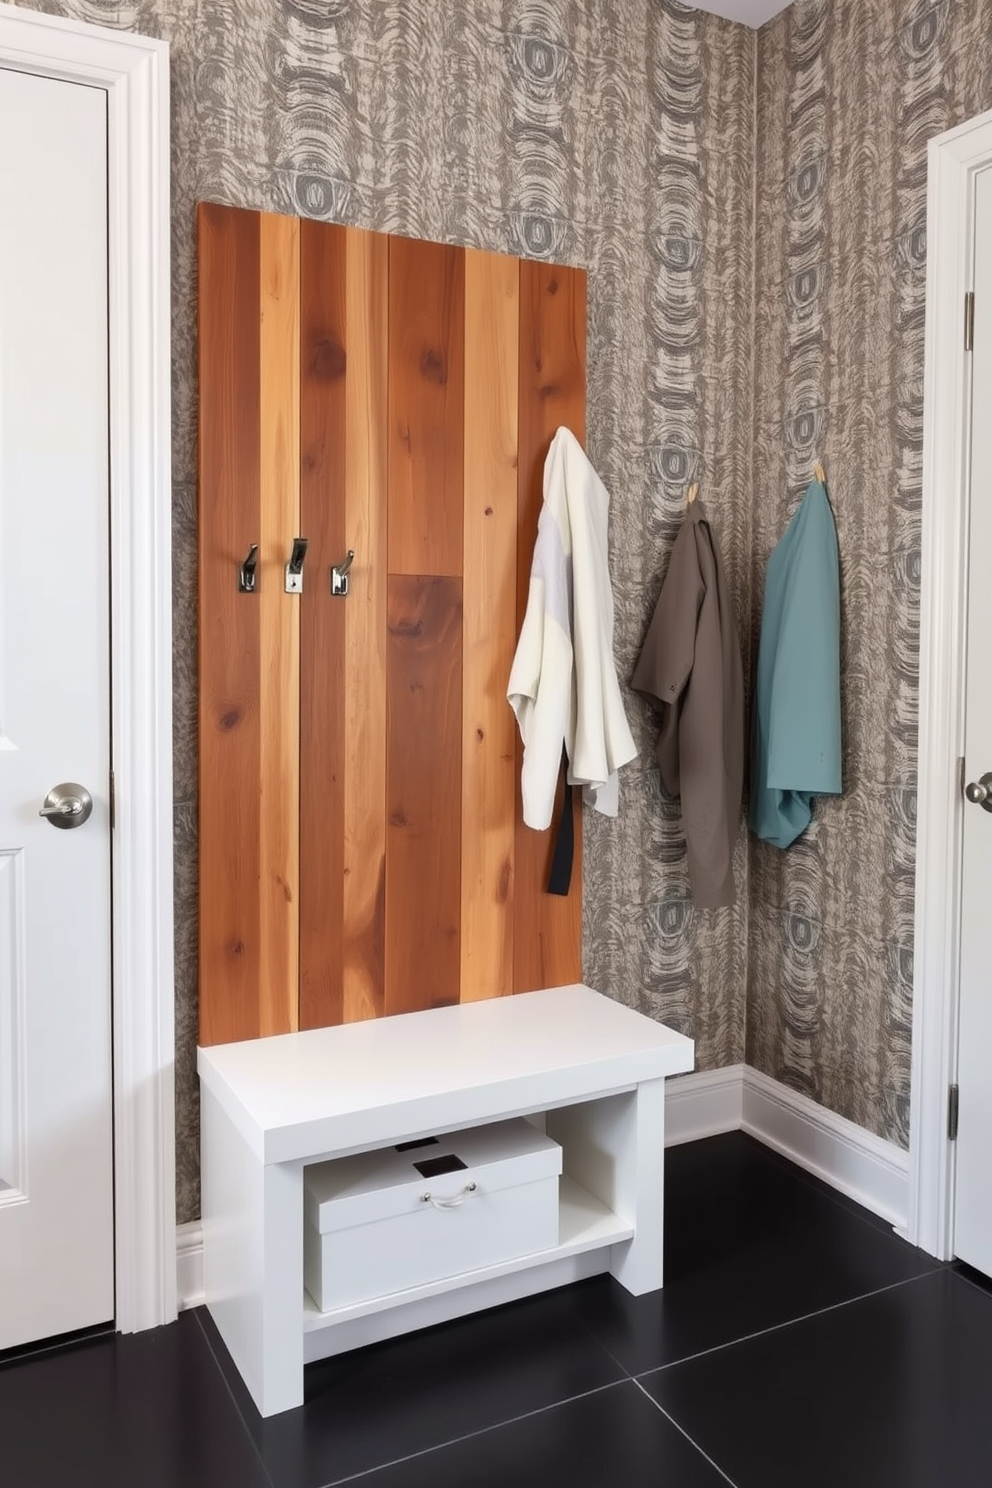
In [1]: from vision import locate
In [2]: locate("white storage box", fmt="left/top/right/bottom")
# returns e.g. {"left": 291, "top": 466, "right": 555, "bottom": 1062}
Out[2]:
{"left": 303, "top": 1118, "right": 561, "bottom": 1312}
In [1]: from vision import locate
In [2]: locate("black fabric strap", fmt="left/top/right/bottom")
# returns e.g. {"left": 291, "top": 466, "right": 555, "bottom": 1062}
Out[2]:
{"left": 546, "top": 758, "right": 574, "bottom": 896}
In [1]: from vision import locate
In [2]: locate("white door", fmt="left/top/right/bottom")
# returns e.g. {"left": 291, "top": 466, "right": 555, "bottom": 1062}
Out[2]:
{"left": 955, "top": 161, "right": 992, "bottom": 1277}
{"left": 0, "top": 66, "right": 114, "bottom": 1347}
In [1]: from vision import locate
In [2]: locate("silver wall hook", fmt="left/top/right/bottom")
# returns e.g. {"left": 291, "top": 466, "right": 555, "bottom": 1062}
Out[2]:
{"left": 285, "top": 537, "right": 309, "bottom": 594}
{"left": 331, "top": 549, "right": 355, "bottom": 597}
{"left": 238, "top": 543, "right": 259, "bottom": 593}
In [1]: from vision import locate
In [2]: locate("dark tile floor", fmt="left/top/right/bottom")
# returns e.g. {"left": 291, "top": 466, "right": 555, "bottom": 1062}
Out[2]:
{"left": 3, "top": 1132, "right": 991, "bottom": 1487}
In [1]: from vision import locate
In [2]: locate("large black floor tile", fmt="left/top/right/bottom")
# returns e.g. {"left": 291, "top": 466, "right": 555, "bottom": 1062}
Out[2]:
{"left": 643, "top": 1267, "right": 992, "bottom": 1488}
{"left": 563, "top": 1132, "right": 938, "bottom": 1375}
{"left": 350, "top": 1380, "right": 731, "bottom": 1488}
{"left": 0, "top": 1310, "right": 272, "bottom": 1488}
{"left": 198, "top": 1286, "right": 626, "bottom": 1488}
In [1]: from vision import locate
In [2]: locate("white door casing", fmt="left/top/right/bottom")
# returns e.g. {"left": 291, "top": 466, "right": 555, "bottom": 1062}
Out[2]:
{"left": 0, "top": 4, "right": 174, "bottom": 1331}
{"left": 0, "top": 65, "right": 114, "bottom": 1348}
{"left": 912, "top": 106, "right": 992, "bottom": 1260}
{"left": 952, "top": 162, "right": 992, "bottom": 1275}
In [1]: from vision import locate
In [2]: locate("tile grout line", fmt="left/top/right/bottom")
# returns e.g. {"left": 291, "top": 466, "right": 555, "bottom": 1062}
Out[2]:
{"left": 320, "top": 1379, "right": 629, "bottom": 1487}
{"left": 633, "top": 1378, "right": 742, "bottom": 1488}
{"left": 189, "top": 1308, "right": 280, "bottom": 1488}
{"left": 638, "top": 1268, "right": 941, "bottom": 1379}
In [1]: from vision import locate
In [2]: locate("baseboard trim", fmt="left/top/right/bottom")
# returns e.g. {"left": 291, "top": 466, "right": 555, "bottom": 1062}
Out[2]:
{"left": 176, "top": 1221, "right": 204, "bottom": 1312}
{"left": 175, "top": 1066, "right": 913, "bottom": 1308}
{"left": 662, "top": 1064, "right": 909, "bottom": 1233}
{"left": 742, "top": 1067, "right": 910, "bottom": 1233}
{"left": 664, "top": 1064, "right": 745, "bottom": 1147}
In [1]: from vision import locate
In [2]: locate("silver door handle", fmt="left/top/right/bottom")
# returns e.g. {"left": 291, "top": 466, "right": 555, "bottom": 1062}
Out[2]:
{"left": 39, "top": 783, "right": 93, "bottom": 829}
{"left": 964, "top": 772, "right": 992, "bottom": 812}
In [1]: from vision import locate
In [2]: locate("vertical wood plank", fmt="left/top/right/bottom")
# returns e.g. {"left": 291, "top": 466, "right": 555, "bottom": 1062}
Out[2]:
{"left": 513, "top": 260, "right": 587, "bottom": 994}
{"left": 385, "top": 576, "right": 463, "bottom": 1014}
{"left": 258, "top": 213, "right": 301, "bottom": 1037}
{"left": 198, "top": 203, "right": 262, "bottom": 1046}
{"left": 387, "top": 237, "right": 465, "bottom": 576}
{"left": 460, "top": 250, "right": 519, "bottom": 1001}
{"left": 299, "top": 219, "right": 347, "bottom": 1030}
{"left": 342, "top": 228, "right": 389, "bottom": 1022}
{"left": 299, "top": 224, "right": 389, "bottom": 1029}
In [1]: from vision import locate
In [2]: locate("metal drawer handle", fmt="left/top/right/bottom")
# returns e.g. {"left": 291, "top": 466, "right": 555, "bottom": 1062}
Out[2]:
{"left": 420, "top": 1181, "right": 477, "bottom": 1210}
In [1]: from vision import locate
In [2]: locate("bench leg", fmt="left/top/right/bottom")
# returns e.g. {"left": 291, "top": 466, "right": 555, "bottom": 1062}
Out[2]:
{"left": 545, "top": 1076, "right": 667, "bottom": 1296}
{"left": 607, "top": 1074, "right": 666, "bottom": 1294}
{"left": 201, "top": 1088, "right": 305, "bottom": 1416}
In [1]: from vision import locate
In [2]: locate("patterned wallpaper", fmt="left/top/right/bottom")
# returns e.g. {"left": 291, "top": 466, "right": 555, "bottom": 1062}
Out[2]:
{"left": 748, "top": 0, "right": 992, "bottom": 1147}
{"left": 12, "top": 0, "right": 753, "bottom": 1222}
{"left": 19, "top": 0, "right": 989, "bottom": 1224}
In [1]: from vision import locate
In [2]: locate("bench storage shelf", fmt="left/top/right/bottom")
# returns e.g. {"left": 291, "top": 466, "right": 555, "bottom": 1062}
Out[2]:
{"left": 198, "top": 984, "right": 694, "bottom": 1417}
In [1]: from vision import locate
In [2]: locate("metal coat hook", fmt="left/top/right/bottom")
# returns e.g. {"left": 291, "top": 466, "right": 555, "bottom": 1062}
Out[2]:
{"left": 331, "top": 549, "right": 355, "bottom": 598}
{"left": 285, "top": 537, "right": 309, "bottom": 594}
{"left": 239, "top": 544, "right": 259, "bottom": 593}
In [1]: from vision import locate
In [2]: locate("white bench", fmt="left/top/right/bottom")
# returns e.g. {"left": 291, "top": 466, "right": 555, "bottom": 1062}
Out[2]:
{"left": 198, "top": 983, "right": 694, "bottom": 1417}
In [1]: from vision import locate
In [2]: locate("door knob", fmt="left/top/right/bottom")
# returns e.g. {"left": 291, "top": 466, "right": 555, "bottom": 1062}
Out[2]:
{"left": 964, "top": 771, "right": 992, "bottom": 812}
{"left": 38, "top": 782, "right": 93, "bottom": 829}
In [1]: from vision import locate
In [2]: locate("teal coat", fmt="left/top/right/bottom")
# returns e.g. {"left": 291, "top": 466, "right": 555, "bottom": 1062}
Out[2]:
{"left": 749, "top": 479, "right": 842, "bottom": 847}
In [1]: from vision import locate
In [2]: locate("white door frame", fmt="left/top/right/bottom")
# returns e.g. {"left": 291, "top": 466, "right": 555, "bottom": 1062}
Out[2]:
{"left": 0, "top": 4, "right": 174, "bottom": 1330}
{"left": 910, "top": 106, "right": 992, "bottom": 1259}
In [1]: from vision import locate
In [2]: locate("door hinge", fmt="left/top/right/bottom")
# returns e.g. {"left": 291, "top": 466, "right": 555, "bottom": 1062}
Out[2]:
{"left": 965, "top": 291, "right": 975, "bottom": 352}
{"left": 109, "top": 768, "right": 116, "bottom": 831}
{"left": 948, "top": 1083, "right": 960, "bottom": 1142}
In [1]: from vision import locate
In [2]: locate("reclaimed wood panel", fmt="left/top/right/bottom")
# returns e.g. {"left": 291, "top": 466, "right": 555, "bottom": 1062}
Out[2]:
{"left": 198, "top": 203, "right": 263, "bottom": 1047}
{"left": 258, "top": 212, "right": 301, "bottom": 1037}
{"left": 299, "top": 222, "right": 389, "bottom": 1029}
{"left": 200, "top": 210, "right": 586, "bottom": 1041}
{"left": 513, "top": 260, "right": 587, "bottom": 995}
{"left": 387, "top": 237, "right": 465, "bottom": 576}
{"left": 385, "top": 575, "right": 463, "bottom": 1014}
{"left": 342, "top": 228, "right": 389, "bottom": 1023}
{"left": 460, "top": 250, "right": 519, "bottom": 1001}
{"left": 299, "top": 219, "right": 348, "bottom": 1030}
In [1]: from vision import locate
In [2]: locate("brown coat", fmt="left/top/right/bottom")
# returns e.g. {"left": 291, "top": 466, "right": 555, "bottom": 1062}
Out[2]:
{"left": 632, "top": 501, "right": 744, "bottom": 909}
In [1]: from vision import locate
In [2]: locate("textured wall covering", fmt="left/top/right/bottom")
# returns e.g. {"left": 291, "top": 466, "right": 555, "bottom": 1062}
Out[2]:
{"left": 748, "top": 0, "right": 992, "bottom": 1146}
{"left": 581, "top": 3, "right": 754, "bottom": 1070}
{"left": 16, "top": 0, "right": 992, "bottom": 1224}
{"left": 19, "top": 0, "right": 992, "bottom": 1221}
{"left": 12, "top": 0, "right": 754, "bottom": 1222}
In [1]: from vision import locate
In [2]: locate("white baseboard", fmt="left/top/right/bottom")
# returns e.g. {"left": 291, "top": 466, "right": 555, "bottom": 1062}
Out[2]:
{"left": 664, "top": 1064, "right": 745, "bottom": 1146}
{"left": 742, "top": 1067, "right": 910, "bottom": 1233}
{"left": 662, "top": 1063, "right": 909, "bottom": 1233}
{"left": 176, "top": 1220, "right": 204, "bottom": 1312}
{"left": 175, "top": 1066, "right": 913, "bottom": 1308}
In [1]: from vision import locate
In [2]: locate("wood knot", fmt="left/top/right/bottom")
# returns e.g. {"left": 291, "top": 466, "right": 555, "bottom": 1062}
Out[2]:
{"left": 392, "top": 618, "right": 424, "bottom": 638}
{"left": 311, "top": 338, "right": 347, "bottom": 381}
{"left": 420, "top": 347, "right": 447, "bottom": 385}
